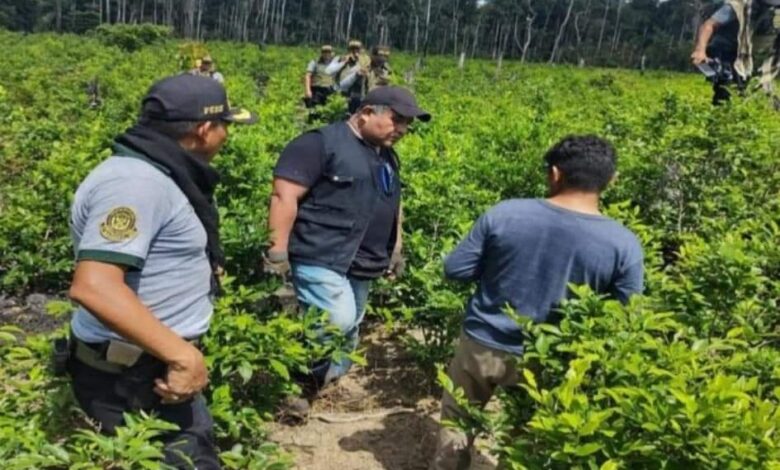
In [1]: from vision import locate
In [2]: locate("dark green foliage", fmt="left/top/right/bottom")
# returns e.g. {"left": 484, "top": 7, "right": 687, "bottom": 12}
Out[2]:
{"left": 1, "top": 29, "right": 779, "bottom": 468}
{"left": 93, "top": 23, "right": 171, "bottom": 51}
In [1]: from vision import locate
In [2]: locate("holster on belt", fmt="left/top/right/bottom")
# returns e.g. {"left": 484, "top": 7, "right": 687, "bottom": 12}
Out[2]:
{"left": 71, "top": 335, "right": 201, "bottom": 409}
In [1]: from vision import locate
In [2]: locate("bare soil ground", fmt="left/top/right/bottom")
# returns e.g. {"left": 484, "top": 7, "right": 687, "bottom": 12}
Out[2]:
{"left": 268, "top": 327, "right": 497, "bottom": 470}
{"left": 1, "top": 294, "right": 498, "bottom": 469}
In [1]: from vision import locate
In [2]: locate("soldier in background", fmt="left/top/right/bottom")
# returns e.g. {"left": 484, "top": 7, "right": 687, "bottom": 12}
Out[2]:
{"left": 327, "top": 40, "right": 372, "bottom": 114}
{"left": 691, "top": 0, "right": 779, "bottom": 105}
{"left": 366, "top": 45, "right": 393, "bottom": 91}
{"left": 190, "top": 55, "right": 225, "bottom": 84}
{"left": 304, "top": 45, "right": 336, "bottom": 108}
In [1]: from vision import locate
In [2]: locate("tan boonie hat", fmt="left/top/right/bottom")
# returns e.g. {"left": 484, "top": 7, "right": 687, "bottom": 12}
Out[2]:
{"left": 202, "top": 55, "right": 213, "bottom": 63}
{"left": 348, "top": 39, "right": 362, "bottom": 49}
{"left": 377, "top": 46, "right": 390, "bottom": 57}
{"left": 321, "top": 45, "right": 333, "bottom": 52}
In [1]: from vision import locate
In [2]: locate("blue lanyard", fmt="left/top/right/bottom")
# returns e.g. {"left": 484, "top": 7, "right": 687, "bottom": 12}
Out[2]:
{"left": 380, "top": 161, "right": 394, "bottom": 196}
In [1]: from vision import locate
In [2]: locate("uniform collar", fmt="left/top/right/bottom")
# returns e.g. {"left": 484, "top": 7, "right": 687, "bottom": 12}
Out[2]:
{"left": 113, "top": 142, "right": 172, "bottom": 175}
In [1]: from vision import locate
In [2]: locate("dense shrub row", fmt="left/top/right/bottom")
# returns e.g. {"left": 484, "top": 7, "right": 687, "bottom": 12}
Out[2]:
{"left": 1, "top": 26, "right": 778, "bottom": 468}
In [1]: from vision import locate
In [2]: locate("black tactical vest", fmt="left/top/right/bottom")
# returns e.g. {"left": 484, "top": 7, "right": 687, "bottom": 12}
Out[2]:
{"left": 288, "top": 122, "right": 400, "bottom": 274}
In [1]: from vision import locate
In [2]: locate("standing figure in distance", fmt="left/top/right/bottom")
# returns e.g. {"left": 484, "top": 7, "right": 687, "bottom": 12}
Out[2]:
{"left": 304, "top": 44, "right": 337, "bottom": 109}
{"left": 190, "top": 55, "right": 225, "bottom": 84}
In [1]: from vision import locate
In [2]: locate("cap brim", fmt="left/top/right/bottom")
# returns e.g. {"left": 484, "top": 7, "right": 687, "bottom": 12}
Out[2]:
{"left": 223, "top": 107, "right": 258, "bottom": 124}
{"left": 391, "top": 103, "right": 431, "bottom": 122}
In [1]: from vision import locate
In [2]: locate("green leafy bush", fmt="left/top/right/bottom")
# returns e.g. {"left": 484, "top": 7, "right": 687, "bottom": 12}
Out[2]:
{"left": 1, "top": 29, "right": 779, "bottom": 468}
{"left": 93, "top": 23, "right": 171, "bottom": 52}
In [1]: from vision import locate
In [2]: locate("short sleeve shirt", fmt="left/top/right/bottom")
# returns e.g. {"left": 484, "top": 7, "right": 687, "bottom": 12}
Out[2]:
{"left": 69, "top": 154, "right": 213, "bottom": 343}
{"left": 708, "top": 4, "right": 739, "bottom": 59}
{"left": 711, "top": 4, "right": 737, "bottom": 25}
{"left": 306, "top": 60, "right": 318, "bottom": 74}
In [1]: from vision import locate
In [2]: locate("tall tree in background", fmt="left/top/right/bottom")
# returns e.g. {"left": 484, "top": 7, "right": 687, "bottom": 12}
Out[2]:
{"left": 0, "top": 0, "right": 716, "bottom": 71}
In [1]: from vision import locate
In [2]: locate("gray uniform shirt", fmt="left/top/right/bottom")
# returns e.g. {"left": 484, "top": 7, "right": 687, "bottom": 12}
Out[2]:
{"left": 69, "top": 154, "right": 213, "bottom": 343}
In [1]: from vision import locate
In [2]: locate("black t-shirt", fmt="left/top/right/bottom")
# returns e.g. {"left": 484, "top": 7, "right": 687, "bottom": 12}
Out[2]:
{"left": 274, "top": 131, "right": 400, "bottom": 278}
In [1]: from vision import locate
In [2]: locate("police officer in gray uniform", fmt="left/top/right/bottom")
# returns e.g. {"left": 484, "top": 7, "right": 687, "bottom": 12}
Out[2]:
{"left": 67, "top": 74, "right": 256, "bottom": 469}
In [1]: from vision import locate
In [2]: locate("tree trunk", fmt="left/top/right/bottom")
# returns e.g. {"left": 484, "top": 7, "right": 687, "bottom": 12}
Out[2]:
{"left": 597, "top": 0, "right": 610, "bottom": 53}
{"left": 611, "top": 0, "right": 624, "bottom": 52}
{"left": 55, "top": 0, "right": 62, "bottom": 31}
{"left": 346, "top": 0, "right": 355, "bottom": 42}
{"left": 414, "top": 12, "right": 420, "bottom": 53}
{"left": 333, "top": 0, "right": 342, "bottom": 42}
{"left": 471, "top": 14, "right": 481, "bottom": 57}
{"left": 550, "top": 0, "right": 575, "bottom": 63}
{"left": 423, "top": 0, "right": 432, "bottom": 54}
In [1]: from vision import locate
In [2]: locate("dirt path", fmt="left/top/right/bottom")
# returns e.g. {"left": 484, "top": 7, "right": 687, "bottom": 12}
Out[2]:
{"left": 268, "top": 327, "right": 497, "bottom": 470}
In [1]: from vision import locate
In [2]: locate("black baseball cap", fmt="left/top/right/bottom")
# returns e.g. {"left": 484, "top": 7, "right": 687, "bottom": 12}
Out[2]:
{"left": 141, "top": 74, "right": 257, "bottom": 124}
{"left": 361, "top": 86, "right": 431, "bottom": 122}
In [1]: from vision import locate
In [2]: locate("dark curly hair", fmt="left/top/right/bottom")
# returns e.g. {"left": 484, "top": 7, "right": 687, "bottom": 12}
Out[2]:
{"left": 543, "top": 135, "right": 617, "bottom": 192}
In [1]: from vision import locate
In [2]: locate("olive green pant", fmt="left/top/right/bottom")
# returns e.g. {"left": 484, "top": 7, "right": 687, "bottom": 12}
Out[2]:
{"left": 430, "top": 332, "right": 521, "bottom": 470}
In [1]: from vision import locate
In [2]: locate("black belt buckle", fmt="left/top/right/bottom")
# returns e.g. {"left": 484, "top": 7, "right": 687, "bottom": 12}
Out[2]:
{"left": 51, "top": 337, "right": 70, "bottom": 376}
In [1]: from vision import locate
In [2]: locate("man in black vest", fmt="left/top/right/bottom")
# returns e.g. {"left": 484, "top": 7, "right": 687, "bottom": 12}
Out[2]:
{"left": 265, "top": 86, "right": 430, "bottom": 410}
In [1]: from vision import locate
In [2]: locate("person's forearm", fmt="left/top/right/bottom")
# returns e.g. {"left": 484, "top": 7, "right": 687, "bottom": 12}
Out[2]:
{"left": 694, "top": 21, "right": 715, "bottom": 54}
{"left": 325, "top": 61, "right": 339, "bottom": 75}
{"left": 339, "top": 70, "right": 358, "bottom": 91}
{"left": 443, "top": 251, "right": 480, "bottom": 281}
{"left": 304, "top": 73, "right": 312, "bottom": 94}
{"left": 268, "top": 192, "right": 299, "bottom": 252}
{"left": 394, "top": 205, "right": 403, "bottom": 252}
{"left": 69, "top": 267, "right": 195, "bottom": 365}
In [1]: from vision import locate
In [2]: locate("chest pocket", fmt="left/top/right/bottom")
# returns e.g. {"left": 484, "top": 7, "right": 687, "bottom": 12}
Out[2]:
{"left": 309, "top": 172, "right": 360, "bottom": 211}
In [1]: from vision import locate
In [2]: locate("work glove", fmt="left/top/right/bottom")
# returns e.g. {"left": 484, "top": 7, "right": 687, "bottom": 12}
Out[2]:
{"left": 386, "top": 249, "right": 406, "bottom": 279}
{"left": 263, "top": 250, "right": 290, "bottom": 277}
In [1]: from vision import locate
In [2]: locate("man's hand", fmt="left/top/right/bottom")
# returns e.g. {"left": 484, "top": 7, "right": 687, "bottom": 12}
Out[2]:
{"left": 691, "top": 49, "right": 709, "bottom": 66}
{"left": 386, "top": 250, "right": 405, "bottom": 280}
{"left": 305, "top": 88, "right": 313, "bottom": 99}
{"left": 154, "top": 344, "right": 208, "bottom": 404}
{"left": 263, "top": 250, "right": 291, "bottom": 277}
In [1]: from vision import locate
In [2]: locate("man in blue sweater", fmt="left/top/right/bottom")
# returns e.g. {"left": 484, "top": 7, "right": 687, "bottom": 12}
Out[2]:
{"left": 430, "top": 135, "right": 644, "bottom": 469}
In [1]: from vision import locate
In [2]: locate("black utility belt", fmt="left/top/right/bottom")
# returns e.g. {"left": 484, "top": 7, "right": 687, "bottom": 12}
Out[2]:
{"left": 70, "top": 336, "right": 201, "bottom": 375}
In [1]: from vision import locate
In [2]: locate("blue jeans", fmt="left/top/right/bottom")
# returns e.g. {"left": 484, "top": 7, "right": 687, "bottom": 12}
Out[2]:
{"left": 291, "top": 263, "right": 371, "bottom": 385}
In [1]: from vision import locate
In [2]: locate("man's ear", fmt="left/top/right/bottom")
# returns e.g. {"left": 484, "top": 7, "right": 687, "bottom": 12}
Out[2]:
{"left": 550, "top": 165, "right": 563, "bottom": 185}
{"left": 356, "top": 107, "right": 373, "bottom": 125}
{"left": 194, "top": 121, "right": 213, "bottom": 140}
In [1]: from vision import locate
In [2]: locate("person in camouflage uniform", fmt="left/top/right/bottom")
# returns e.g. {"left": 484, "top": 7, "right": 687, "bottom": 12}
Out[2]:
{"left": 692, "top": 0, "right": 780, "bottom": 105}
{"left": 189, "top": 55, "right": 225, "bottom": 84}
{"left": 304, "top": 45, "right": 336, "bottom": 109}
{"left": 366, "top": 45, "right": 393, "bottom": 91}
{"left": 327, "top": 40, "right": 372, "bottom": 114}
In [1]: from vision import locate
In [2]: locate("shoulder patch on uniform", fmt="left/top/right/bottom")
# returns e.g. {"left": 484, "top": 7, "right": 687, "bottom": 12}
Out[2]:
{"left": 100, "top": 207, "right": 139, "bottom": 242}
